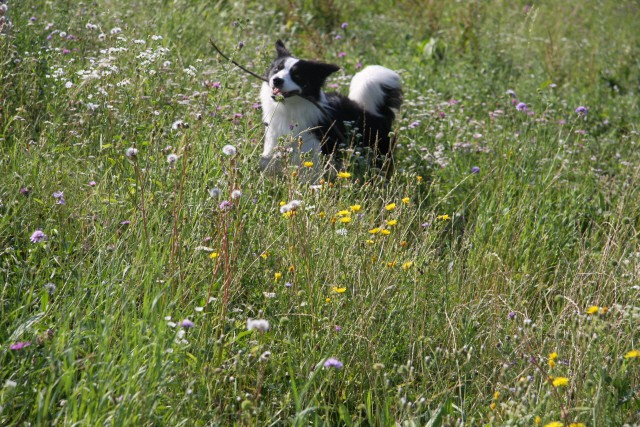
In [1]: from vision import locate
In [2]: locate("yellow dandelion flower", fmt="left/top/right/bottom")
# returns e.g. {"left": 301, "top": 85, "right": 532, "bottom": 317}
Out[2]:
{"left": 332, "top": 286, "right": 346, "bottom": 293}
{"left": 279, "top": 201, "right": 287, "bottom": 206}
{"left": 339, "top": 217, "right": 351, "bottom": 223}
{"left": 337, "top": 171, "right": 351, "bottom": 179}
{"left": 365, "top": 239, "right": 375, "bottom": 244}
{"left": 386, "top": 219, "right": 398, "bottom": 226}
{"left": 402, "top": 261, "right": 414, "bottom": 270}
{"left": 386, "top": 261, "right": 397, "bottom": 268}
{"left": 549, "top": 359, "right": 556, "bottom": 368}
{"left": 400, "top": 240, "right": 408, "bottom": 247}
{"left": 260, "top": 251, "right": 269, "bottom": 259}
{"left": 600, "top": 306, "right": 609, "bottom": 314}
{"left": 282, "top": 211, "right": 295, "bottom": 218}
{"left": 385, "top": 203, "right": 396, "bottom": 211}
{"left": 274, "top": 272, "right": 282, "bottom": 281}
{"left": 586, "top": 305, "right": 599, "bottom": 315}
{"left": 493, "top": 391, "right": 500, "bottom": 400}
{"left": 551, "top": 376, "right": 569, "bottom": 387}
{"left": 437, "top": 214, "right": 451, "bottom": 221}
{"left": 368, "top": 227, "right": 381, "bottom": 234}
{"left": 331, "top": 217, "right": 337, "bottom": 224}
{"left": 209, "top": 252, "right": 220, "bottom": 259}
{"left": 549, "top": 352, "right": 558, "bottom": 368}
{"left": 624, "top": 349, "right": 640, "bottom": 359}
{"left": 380, "top": 229, "right": 391, "bottom": 235}
{"left": 303, "top": 161, "right": 314, "bottom": 167}
{"left": 534, "top": 416, "right": 541, "bottom": 425}
{"left": 489, "top": 402, "right": 496, "bottom": 411}
{"left": 337, "top": 210, "right": 351, "bottom": 216}
{"left": 417, "top": 175, "right": 423, "bottom": 182}
{"left": 544, "top": 422, "right": 563, "bottom": 427}
{"left": 569, "top": 423, "right": 586, "bottom": 427}
{"left": 402, "top": 197, "right": 410, "bottom": 204}
{"left": 325, "top": 297, "right": 331, "bottom": 303}
{"left": 318, "top": 211, "right": 326, "bottom": 218}
{"left": 288, "top": 265, "right": 295, "bottom": 272}
{"left": 350, "top": 204, "right": 362, "bottom": 212}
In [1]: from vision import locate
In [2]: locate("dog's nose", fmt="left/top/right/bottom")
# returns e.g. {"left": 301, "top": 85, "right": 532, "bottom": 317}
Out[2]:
{"left": 272, "top": 77, "right": 284, "bottom": 88}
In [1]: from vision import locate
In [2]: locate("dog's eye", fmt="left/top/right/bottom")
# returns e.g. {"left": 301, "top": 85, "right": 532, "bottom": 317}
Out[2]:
{"left": 276, "top": 64, "right": 284, "bottom": 71}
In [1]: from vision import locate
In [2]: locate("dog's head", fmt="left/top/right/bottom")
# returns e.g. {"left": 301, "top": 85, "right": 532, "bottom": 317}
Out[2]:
{"left": 265, "top": 40, "right": 340, "bottom": 101}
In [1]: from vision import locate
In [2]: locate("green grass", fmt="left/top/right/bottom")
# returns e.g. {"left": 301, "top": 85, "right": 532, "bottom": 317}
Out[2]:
{"left": 1, "top": 0, "right": 640, "bottom": 425}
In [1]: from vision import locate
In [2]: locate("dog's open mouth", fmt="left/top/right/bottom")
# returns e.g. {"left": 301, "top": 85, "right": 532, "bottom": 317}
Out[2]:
{"left": 272, "top": 87, "right": 299, "bottom": 98}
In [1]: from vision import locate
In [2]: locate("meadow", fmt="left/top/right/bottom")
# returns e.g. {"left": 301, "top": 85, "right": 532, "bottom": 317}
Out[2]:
{"left": 1, "top": 0, "right": 639, "bottom": 425}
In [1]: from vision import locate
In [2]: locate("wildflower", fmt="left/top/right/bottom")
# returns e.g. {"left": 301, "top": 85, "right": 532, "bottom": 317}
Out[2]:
{"left": 350, "top": 204, "right": 361, "bottom": 212}
{"left": 338, "top": 52, "right": 347, "bottom": 58}
{"left": 53, "top": 191, "right": 65, "bottom": 205}
{"left": 341, "top": 22, "right": 348, "bottom": 29}
{"left": 493, "top": 391, "right": 500, "bottom": 400}
{"left": 260, "top": 251, "right": 268, "bottom": 259}
{"left": 402, "top": 261, "right": 414, "bottom": 270}
{"left": 337, "top": 171, "right": 351, "bottom": 179}
{"left": 534, "top": 416, "right": 541, "bottom": 425}
{"left": 4, "top": 380, "right": 17, "bottom": 388}
{"left": 368, "top": 227, "right": 381, "bottom": 234}
{"left": 380, "top": 229, "right": 391, "bottom": 235}
{"left": 489, "top": 402, "right": 496, "bottom": 411}
{"left": 551, "top": 376, "right": 569, "bottom": 387}
{"left": 20, "top": 187, "right": 30, "bottom": 196}
{"left": 336, "top": 228, "right": 348, "bottom": 236}
{"left": 549, "top": 352, "right": 558, "bottom": 368}
{"left": 386, "top": 261, "right": 396, "bottom": 268}
{"left": 508, "top": 311, "right": 517, "bottom": 320}
{"left": 263, "top": 292, "right": 276, "bottom": 298}
{"left": 222, "top": 144, "right": 237, "bottom": 156}
{"left": 624, "top": 349, "right": 640, "bottom": 359}
{"left": 88, "top": 181, "right": 97, "bottom": 187}
{"left": 339, "top": 217, "right": 351, "bottom": 223}
{"left": 568, "top": 423, "right": 586, "bottom": 427}
{"left": 219, "top": 200, "right": 233, "bottom": 211}
{"left": 9, "top": 342, "right": 31, "bottom": 351}
{"left": 285, "top": 282, "right": 293, "bottom": 288}
{"left": 365, "top": 239, "right": 374, "bottom": 244}
{"left": 30, "top": 230, "right": 47, "bottom": 243}
{"left": 282, "top": 211, "right": 295, "bottom": 218}
{"left": 506, "top": 89, "right": 516, "bottom": 97}
{"left": 324, "top": 357, "right": 344, "bottom": 369}
{"left": 402, "top": 197, "right": 410, "bottom": 204}
{"left": 385, "top": 203, "right": 396, "bottom": 211}
{"left": 260, "top": 351, "right": 271, "bottom": 362}
{"left": 337, "top": 209, "right": 351, "bottom": 216}
{"left": 325, "top": 297, "right": 331, "bottom": 303}
{"left": 543, "top": 423, "right": 563, "bottom": 427}
{"left": 516, "top": 102, "right": 527, "bottom": 111}
{"left": 209, "top": 252, "right": 220, "bottom": 259}
{"left": 180, "top": 319, "right": 194, "bottom": 328}
{"left": 167, "top": 153, "right": 178, "bottom": 164}
{"left": 44, "top": 283, "right": 56, "bottom": 295}
{"left": 471, "top": 166, "right": 480, "bottom": 174}
{"left": 436, "top": 214, "right": 450, "bottom": 220}
{"left": 237, "top": 41, "right": 245, "bottom": 49}
{"left": 208, "top": 187, "right": 220, "bottom": 198}
{"left": 247, "top": 318, "right": 270, "bottom": 332}
{"left": 274, "top": 272, "right": 282, "bottom": 281}
{"left": 125, "top": 147, "right": 138, "bottom": 159}
{"left": 231, "top": 189, "right": 242, "bottom": 199}
{"left": 575, "top": 106, "right": 588, "bottom": 116}
{"left": 586, "top": 305, "right": 599, "bottom": 315}
{"left": 386, "top": 219, "right": 397, "bottom": 226}
{"left": 303, "top": 161, "right": 314, "bottom": 168}
{"left": 332, "top": 286, "right": 346, "bottom": 293}
{"left": 417, "top": 175, "right": 423, "bottom": 182}
{"left": 408, "top": 120, "right": 420, "bottom": 129}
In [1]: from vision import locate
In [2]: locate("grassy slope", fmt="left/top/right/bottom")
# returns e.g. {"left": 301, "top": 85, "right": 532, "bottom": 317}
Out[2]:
{"left": 1, "top": 0, "right": 639, "bottom": 425}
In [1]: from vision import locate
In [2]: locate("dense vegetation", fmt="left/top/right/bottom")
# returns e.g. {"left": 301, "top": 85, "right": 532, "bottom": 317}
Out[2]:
{"left": 1, "top": 1, "right": 639, "bottom": 425}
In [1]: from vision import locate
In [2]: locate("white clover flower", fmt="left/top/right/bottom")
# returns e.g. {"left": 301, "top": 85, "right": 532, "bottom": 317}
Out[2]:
{"left": 231, "top": 189, "right": 242, "bottom": 199}
{"left": 171, "top": 120, "right": 187, "bottom": 130}
{"left": 335, "top": 228, "right": 348, "bottom": 236}
{"left": 125, "top": 147, "right": 138, "bottom": 159}
{"left": 260, "top": 351, "right": 271, "bottom": 361}
{"left": 247, "top": 318, "right": 269, "bottom": 332}
{"left": 65, "top": 81, "right": 73, "bottom": 89}
{"left": 222, "top": 144, "right": 237, "bottom": 156}
{"left": 151, "top": 35, "right": 163, "bottom": 41}
{"left": 167, "top": 153, "right": 178, "bottom": 164}
{"left": 110, "top": 27, "right": 122, "bottom": 35}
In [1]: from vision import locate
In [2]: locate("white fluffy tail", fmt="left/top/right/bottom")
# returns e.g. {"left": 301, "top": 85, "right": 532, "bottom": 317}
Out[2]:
{"left": 348, "top": 65, "right": 403, "bottom": 117}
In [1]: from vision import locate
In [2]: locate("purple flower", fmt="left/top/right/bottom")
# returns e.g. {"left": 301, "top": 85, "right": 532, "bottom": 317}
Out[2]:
{"left": 355, "top": 62, "right": 363, "bottom": 69}
{"left": 334, "top": 325, "right": 342, "bottom": 332}
{"left": 285, "top": 282, "right": 293, "bottom": 288}
{"left": 88, "top": 181, "right": 96, "bottom": 187}
{"left": 10, "top": 341, "right": 31, "bottom": 351}
{"left": 409, "top": 120, "right": 420, "bottom": 129}
{"left": 516, "top": 102, "right": 527, "bottom": 111}
{"left": 120, "top": 220, "right": 131, "bottom": 226}
{"left": 30, "top": 230, "right": 47, "bottom": 243}
{"left": 237, "top": 41, "right": 245, "bottom": 49}
{"left": 341, "top": 22, "right": 348, "bottom": 29}
{"left": 506, "top": 89, "right": 516, "bottom": 98}
{"left": 338, "top": 52, "right": 346, "bottom": 58}
{"left": 20, "top": 187, "right": 30, "bottom": 196}
{"left": 324, "top": 357, "right": 343, "bottom": 369}
{"left": 508, "top": 311, "right": 517, "bottom": 320}
{"left": 471, "top": 166, "right": 480, "bottom": 174}
{"left": 335, "top": 34, "right": 342, "bottom": 40}
{"left": 219, "top": 200, "right": 233, "bottom": 211}
{"left": 212, "top": 81, "right": 221, "bottom": 89}
{"left": 575, "top": 106, "right": 588, "bottom": 116}
{"left": 180, "top": 319, "right": 195, "bottom": 328}
{"left": 53, "top": 191, "right": 65, "bottom": 205}
{"left": 30, "top": 17, "right": 37, "bottom": 22}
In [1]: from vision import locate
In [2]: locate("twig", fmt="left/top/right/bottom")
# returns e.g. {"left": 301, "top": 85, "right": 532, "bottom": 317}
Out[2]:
{"left": 209, "top": 38, "right": 267, "bottom": 82}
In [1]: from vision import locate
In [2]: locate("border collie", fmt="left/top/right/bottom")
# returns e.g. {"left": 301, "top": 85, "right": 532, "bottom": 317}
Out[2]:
{"left": 259, "top": 40, "right": 402, "bottom": 178}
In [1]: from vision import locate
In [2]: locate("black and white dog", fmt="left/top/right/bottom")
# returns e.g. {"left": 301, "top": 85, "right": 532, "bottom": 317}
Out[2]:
{"left": 260, "top": 40, "right": 402, "bottom": 177}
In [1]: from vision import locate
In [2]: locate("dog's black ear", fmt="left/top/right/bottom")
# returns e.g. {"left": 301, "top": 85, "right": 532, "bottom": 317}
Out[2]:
{"left": 311, "top": 61, "right": 340, "bottom": 80}
{"left": 275, "top": 40, "right": 290, "bottom": 57}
